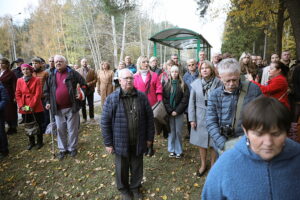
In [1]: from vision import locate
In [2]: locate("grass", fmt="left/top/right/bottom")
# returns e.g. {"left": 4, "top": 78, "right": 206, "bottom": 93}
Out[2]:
{"left": 0, "top": 107, "right": 210, "bottom": 200}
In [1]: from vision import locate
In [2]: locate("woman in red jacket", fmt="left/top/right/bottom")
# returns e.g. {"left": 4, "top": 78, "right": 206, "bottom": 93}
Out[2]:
{"left": 247, "top": 61, "right": 289, "bottom": 109}
{"left": 15, "top": 64, "right": 44, "bottom": 150}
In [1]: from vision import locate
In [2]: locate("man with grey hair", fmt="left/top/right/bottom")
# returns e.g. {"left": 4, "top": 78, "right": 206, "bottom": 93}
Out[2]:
{"left": 44, "top": 55, "right": 86, "bottom": 160}
{"left": 101, "top": 68, "right": 154, "bottom": 200}
{"left": 206, "top": 58, "right": 261, "bottom": 153}
{"left": 76, "top": 58, "right": 97, "bottom": 123}
{"left": 125, "top": 56, "right": 137, "bottom": 74}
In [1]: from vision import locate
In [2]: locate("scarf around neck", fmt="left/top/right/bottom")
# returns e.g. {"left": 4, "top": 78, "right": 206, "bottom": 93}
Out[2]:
{"left": 23, "top": 75, "right": 32, "bottom": 82}
{"left": 202, "top": 77, "right": 214, "bottom": 106}
{"left": 170, "top": 79, "right": 178, "bottom": 109}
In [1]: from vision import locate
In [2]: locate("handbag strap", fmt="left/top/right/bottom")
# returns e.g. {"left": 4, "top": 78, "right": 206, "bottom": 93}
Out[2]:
{"left": 278, "top": 91, "right": 288, "bottom": 101}
{"left": 232, "top": 81, "right": 250, "bottom": 131}
{"left": 145, "top": 72, "right": 152, "bottom": 95}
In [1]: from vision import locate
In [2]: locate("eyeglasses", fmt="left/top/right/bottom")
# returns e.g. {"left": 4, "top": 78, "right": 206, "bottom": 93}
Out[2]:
{"left": 142, "top": 61, "right": 149, "bottom": 63}
{"left": 121, "top": 77, "right": 134, "bottom": 81}
{"left": 188, "top": 64, "right": 195, "bottom": 66}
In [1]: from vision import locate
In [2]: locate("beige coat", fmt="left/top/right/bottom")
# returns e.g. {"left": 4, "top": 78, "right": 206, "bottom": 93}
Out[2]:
{"left": 77, "top": 67, "right": 98, "bottom": 94}
{"left": 97, "top": 69, "right": 114, "bottom": 106}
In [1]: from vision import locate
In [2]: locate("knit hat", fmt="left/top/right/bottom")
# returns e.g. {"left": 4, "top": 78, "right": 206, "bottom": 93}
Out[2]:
{"left": 21, "top": 63, "right": 34, "bottom": 72}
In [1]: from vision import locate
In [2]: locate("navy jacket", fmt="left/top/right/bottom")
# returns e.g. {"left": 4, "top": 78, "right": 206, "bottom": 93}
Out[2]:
{"left": 206, "top": 81, "right": 261, "bottom": 150}
{"left": 202, "top": 136, "right": 300, "bottom": 200}
{"left": 101, "top": 88, "right": 155, "bottom": 157}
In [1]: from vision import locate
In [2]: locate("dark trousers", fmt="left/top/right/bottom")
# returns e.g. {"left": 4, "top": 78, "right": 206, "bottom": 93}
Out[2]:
{"left": 115, "top": 146, "right": 143, "bottom": 194}
{"left": 185, "top": 113, "right": 191, "bottom": 136}
{"left": 0, "top": 118, "right": 8, "bottom": 154}
{"left": 42, "top": 99, "right": 50, "bottom": 134}
{"left": 81, "top": 93, "right": 94, "bottom": 120}
{"left": 25, "top": 112, "right": 44, "bottom": 145}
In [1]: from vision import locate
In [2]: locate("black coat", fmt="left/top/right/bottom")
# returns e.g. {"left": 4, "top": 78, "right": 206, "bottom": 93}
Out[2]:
{"left": 163, "top": 80, "right": 190, "bottom": 115}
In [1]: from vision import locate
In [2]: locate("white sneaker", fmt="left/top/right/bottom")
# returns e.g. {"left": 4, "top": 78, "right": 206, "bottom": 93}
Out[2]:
{"left": 169, "top": 152, "right": 175, "bottom": 158}
{"left": 175, "top": 154, "right": 182, "bottom": 159}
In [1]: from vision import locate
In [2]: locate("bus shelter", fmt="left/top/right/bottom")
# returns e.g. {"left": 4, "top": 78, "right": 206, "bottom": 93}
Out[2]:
{"left": 149, "top": 27, "right": 212, "bottom": 61}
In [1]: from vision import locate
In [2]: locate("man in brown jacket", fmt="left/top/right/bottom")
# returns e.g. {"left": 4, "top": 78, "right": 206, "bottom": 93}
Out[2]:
{"left": 77, "top": 58, "right": 97, "bottom": 123}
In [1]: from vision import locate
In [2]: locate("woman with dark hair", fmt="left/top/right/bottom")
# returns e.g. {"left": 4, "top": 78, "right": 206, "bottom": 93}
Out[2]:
{"left": 15, "top": 64, "right": 44, "bottom": 150}
{"left": 202, "top": 96, "right": 300, "bottom": 200}
{"left": 163, "top": 66, "right": 189, "bottom": 158}
{"left": 0, "top": 58, "right": 18, "bottom": 135}
{"left": 247, "top": 61, "right": 289, "bottom": 108}
{"left": 96, "top": 61, "right": 114, "bottom": 107}
{"left": 188, "top": 60, "right": 222, "bottom": 177}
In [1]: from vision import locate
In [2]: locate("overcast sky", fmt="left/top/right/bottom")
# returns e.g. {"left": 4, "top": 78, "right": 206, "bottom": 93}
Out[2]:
{"left": 0, "top": 0, "right": 229, "bottom": 52}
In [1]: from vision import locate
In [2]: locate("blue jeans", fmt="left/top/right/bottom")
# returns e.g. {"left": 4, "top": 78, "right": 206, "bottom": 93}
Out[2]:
{"left": 168, "top": 114, "right": 184, "bottom": 155}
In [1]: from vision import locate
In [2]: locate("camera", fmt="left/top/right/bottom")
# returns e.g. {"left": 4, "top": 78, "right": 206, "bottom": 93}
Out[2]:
{"left": 220, "top": 124, "right": 234, "bottom": 138}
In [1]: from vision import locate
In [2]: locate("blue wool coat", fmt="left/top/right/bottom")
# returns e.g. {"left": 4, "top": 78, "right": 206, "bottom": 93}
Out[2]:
{"left": 101, "top": 88, "right": 155, "bottom": 157}
{"left": 202, "top": 136, "right": 300, "bottom": 200}
{"left": 206, "top": 81, "right": 261, "bottom": 150}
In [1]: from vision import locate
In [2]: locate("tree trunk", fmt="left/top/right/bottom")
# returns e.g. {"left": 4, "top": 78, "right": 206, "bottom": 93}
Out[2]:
{"left": 139, "top": 18, "right": 144, "bottom": 56}
{"left": 90, "top": 15, "right": 102, "bottom": 69}
{"left": 276, "top": 0, "right": 285, "bottom": 55}
{"left": 81, "top": 14, "right": 97, "bottom": 69}
{"left": 147, "top": 21, "right": 152, "bottom": 58}
{"left": 252, "top": 41, "right": 255, "bottom": 54}
{"left": 119, "top": 13, "right": 127, "bottom": 63}
{"left": 59, "top": 12, "right": 69, "bottom": 59}
{"left": 263, "top": 30, "right": 267, "bottom": 60}
{"left": 286, "top": 0, "right": 300, "bottom": 60}
{"left": 111, "top": 16, "right": 118, "bottom": 68}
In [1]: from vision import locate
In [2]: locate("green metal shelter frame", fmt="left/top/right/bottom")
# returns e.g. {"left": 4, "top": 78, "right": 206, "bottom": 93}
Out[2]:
{"left": 149, "top": 27, "right": 212, "bottom": 61}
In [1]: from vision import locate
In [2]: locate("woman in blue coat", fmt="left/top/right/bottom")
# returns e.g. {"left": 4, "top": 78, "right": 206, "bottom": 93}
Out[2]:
{"left": 188, "top": 60, "right": 222, "bottom": 177}
{"left": 202, "top": 96, "right": 300, "bottom": 200}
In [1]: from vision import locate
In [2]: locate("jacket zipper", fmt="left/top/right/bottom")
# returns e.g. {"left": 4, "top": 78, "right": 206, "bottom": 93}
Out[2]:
{"left": 267, "top": 162, "right": 273, "bottom": 200}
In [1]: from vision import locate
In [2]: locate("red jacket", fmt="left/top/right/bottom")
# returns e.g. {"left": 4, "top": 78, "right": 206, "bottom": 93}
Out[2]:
{"left": 15, "top": 77, "right": 44, "bottom": 114}
{"left": 251, "top": 74, "right": 290, "bottom": 109}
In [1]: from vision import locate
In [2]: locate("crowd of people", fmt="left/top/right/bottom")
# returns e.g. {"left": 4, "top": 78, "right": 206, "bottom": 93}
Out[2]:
{"left": 0, "top": 50, "right": 300, "bottom": 200}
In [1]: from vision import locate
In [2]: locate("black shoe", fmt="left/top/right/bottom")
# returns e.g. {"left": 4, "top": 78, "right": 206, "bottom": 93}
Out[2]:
{"left": 145, "top": 146, "right": 154, "bottom": 157}
{"left": 132, "top": 191, "right": 143, "bottom": 200}
{"left": 27, "top": 143, "right": 35, "bottom": 150}
{"left": 196, "top": 168, "right": 207, "bottom": 177}
{"left": 36, "top": 143, "right": 44, "bottom": 150}
{"left": 69, "top": 150, "right": 77, "bottom": 157}
{"left": 56, "top": 151, "right": 67, "bottom": 161}
{"left": 0, "top": 152, "right": 8, "bottom": 159}
{"left": 6, "top": 128, "right": 17, "bottom": 135}
{"left": 121, "top": 192, "right": 133, "bottom": 200}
